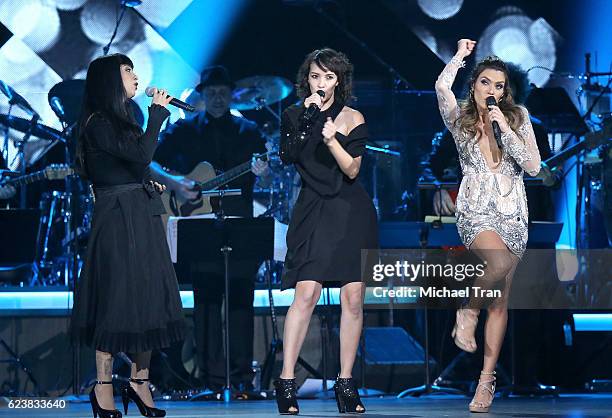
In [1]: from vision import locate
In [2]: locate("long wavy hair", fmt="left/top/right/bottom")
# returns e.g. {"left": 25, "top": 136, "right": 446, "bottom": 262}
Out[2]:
{"left": 295, "top": 48, "right": 354, "bottom": 104}
{"left": 455, "top": 56, "right": 525, "bottom": 141}
{"left": 75, "top": 53, "right": 141, "bottom": 179}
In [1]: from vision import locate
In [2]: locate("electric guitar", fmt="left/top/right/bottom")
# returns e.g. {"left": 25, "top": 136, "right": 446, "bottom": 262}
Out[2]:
{"left": 161, "top": 151, "right": 274, "bottom": 217}
{"left": 0, "top": 164, "right": 73, "bottom": 188}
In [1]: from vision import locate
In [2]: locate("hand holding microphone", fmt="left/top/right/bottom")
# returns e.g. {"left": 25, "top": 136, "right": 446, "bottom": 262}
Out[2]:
{"left": 485, "top": 96, "right": 510, "bottom": 150}
{"left": 145, "top": 87, "right": 195, "bottom": 112}
{"left": 301, "top": 89, "right": 326, "bottom": 122}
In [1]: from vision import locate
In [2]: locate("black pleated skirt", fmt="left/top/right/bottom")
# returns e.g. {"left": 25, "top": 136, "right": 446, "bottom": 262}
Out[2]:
{"left": 70, "top": 183, "right": 186, "bottom": 353}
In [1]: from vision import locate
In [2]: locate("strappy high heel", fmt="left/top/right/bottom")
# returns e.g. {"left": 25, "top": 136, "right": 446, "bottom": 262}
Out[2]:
{"left": 274, "top": 378, "right": 299, "bottom": 415}
{"left": 469, "top": 371, "right": 496, "bottom": 413}
{"left": 451, "top": 308, "right": 479, "bottom": 353}
{"left": 333, "top": 377, "right": 365, "bottom": 414}
{"left": 90, "top": 380, "right": 122, "bottom": 418}
{"left": 121, "top": 378, "right": 166, "bottom": 417}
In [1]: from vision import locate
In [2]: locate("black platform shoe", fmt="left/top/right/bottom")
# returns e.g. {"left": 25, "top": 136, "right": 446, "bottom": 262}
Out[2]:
{"left": 121, "top": 378, "right": 166, "bottom": 417}
{"left": 274, "top": 378, "right": 299, "bottom": 415}
{"left": 90, "top": 380, "right": 122, "bottom": 418}
{"left": 333, "top": 377, "right": 365, "bottom": 414}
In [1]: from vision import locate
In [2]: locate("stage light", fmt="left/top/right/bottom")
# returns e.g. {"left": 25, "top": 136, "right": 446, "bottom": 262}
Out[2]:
{"left": 121, "top": 0, "right": 142, "bottom": 7}
{"left": 417, "top": 0, "right": 463, "bottom": 20}
{"left": 80, "top": 0, "right": 134, "bottom": 45}
{"left": 476, "top": 9, "right": 557, "bottom": 87}
{"left": 0, "top": 0, "right": 61, "bottom": 53}
{"left": 50, "top": 0, "right": 88, "bottom": 11}
{"left": 413, "top": 26, "right": 439, "bottom": 57}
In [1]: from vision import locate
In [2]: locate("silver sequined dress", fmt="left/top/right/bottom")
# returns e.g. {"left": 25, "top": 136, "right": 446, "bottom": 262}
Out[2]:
{"left": 435, "top": 57, "right": 541, "bottom": 256}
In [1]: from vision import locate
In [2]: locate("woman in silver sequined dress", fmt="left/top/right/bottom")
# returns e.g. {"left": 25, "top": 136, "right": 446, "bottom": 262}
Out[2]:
{"left": 435, "top": 39, "right": 541, "bottom": 413}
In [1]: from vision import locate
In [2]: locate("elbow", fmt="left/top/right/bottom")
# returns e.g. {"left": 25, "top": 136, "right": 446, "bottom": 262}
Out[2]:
{"left": 347, "top": 166, "right": 360, "bottom": 180}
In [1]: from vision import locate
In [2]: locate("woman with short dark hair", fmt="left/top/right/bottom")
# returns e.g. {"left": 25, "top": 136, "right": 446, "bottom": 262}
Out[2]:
{"left": 275, "top": 48, "right": 378, "bottom": 415}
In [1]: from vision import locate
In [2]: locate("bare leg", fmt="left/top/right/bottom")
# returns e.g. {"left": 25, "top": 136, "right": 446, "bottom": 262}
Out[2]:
{"left": 95, "top": 350, "right": 116, "bottom": 410}
{"left": 280, "top": 280, "right": 322, "bottom": 379}
{"left": 130, "top": 351, "right": 156, "bottom": 408}
{"left": 339, "top": 282, "right": 365, "bottom": 379}
{"left": 468, "top": 230, "right": 519, "bottom": 408}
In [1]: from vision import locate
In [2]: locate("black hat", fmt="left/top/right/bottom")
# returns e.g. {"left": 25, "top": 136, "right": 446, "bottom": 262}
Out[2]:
{"left": 195, "top": 65, "right": 235, "bottom": 92}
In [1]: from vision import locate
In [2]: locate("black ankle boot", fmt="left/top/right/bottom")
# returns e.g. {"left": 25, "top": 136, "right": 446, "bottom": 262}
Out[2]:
{"left": 333, "top": 377, "right": 365, "bottom": 414}
{"left": 121, "top": 378, "right": 166, "bottom": 417}
{"left": 274, "top": 378, "right": 299, "bottom": 415}
{"left": 90, "top": 380, "right": 122, "bottom": 418}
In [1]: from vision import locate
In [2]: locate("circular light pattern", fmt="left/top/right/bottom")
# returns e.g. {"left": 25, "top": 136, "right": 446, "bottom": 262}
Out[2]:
{"left": 417, "top": 0, "right": 463, "bottom": 20}
{"left": 476, "top": 11, "right": 557, "bottom": 87}
{"left": 0, "top": 0, "right": 61, "bottom": 53}
{"left": 80, "top": 1, "right": 134, "bottom": 45}
{"left": 49, "top": 0, "right": 88, "bottom": 11}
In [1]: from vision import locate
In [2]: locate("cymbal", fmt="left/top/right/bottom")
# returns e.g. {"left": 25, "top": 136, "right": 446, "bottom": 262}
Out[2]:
{"left": 232, "top": 76, "right": 293, "bottom": 110}
{"left": 0, "top": 79, "right": 39, "bottom": 118}
{"left": 0, "top": 114, "right": 62, "bottom": 142}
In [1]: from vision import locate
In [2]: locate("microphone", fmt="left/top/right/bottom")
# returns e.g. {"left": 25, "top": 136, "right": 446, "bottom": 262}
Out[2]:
{"left": 486, "top": 96, "right": 503, "bottom": 149}
{"left": 50, "top": 96, "right": 66, "bottom": 120}
{"left": 145, "top": 87, "right": 195, "bottom": 112}
{"left": 301, "top": 89, "right": 326, "bottom": 122}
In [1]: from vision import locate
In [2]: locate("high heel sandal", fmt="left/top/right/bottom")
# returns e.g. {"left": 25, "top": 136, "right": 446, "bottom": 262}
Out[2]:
{"left": 274, "top": 378, "right": 299, "bottom": 415}
{"left": 121, "top": 378, "right": 166, "bottom": 417}
{"left": 451, "top": 308, "right": 479, "bottom": 353}
{"left": 333, "top": 377, "right": 365, "bottom": 414}
{"left": 469, "top": 371, "right": 496, "bottom": 413}
{"left": 89, "top": 380, "right": 122, "bottom": 418}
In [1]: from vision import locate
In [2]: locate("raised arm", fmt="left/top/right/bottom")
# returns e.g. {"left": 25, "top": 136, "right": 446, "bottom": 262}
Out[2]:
{"left": 500, "top": 108, "right": 541, "bottom": 176}
{"left": 435, "top": 39, "right": 476, "bottom": 132}
{"left": 279, "top": 107, "right": 305, "bottom": 164}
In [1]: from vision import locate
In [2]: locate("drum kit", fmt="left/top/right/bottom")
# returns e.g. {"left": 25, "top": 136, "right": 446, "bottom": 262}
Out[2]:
{"left": 0, "top": 74, "right": 298, "bottom": 286}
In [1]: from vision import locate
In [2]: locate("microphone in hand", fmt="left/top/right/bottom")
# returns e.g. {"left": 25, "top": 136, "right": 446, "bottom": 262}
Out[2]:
{"left": 145, "top": 87, "right": 195, "bottom": 112}
{"left": 486, "top": 96, "right": 503, "bottom": 149}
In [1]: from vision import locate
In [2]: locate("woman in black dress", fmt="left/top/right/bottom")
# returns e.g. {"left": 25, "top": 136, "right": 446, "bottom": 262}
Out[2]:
{"left": 275, "top": 48, "right": 378, "bottom": 414}
{"left": 70, "top": 54, "right": 186, "bottom": 418}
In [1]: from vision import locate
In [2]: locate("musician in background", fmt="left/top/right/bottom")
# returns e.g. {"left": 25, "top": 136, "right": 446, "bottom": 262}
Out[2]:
{"left": 150, "top": 65, "right": 270, "bottom": 391}
{"left": 0, "top": 156, "right": 16, "bottom": 200}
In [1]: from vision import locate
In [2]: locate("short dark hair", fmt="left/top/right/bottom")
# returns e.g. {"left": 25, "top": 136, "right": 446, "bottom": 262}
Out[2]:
{"left": 296, "top": 48, "right": 354, "bottom": 104}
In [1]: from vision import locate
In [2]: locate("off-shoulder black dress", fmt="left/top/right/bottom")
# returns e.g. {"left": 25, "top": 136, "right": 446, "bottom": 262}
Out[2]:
{"left": 280, "top": 100, "right": 378, "bottom": 290}
{"left": 70, "top": 104, "right": 186, "bottom": 353}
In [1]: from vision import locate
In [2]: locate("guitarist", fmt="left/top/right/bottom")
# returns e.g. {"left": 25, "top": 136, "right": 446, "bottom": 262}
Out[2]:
{"left": 150, "top": 65, "right": 270, "bottom": 392}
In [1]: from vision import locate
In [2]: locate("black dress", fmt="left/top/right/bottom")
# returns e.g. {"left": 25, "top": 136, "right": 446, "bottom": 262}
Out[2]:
{"left": 70, "top": 104, "right": 186, "bottom": 353}
{"left": 280, "top": 101, "right": 378, "bottom": 290}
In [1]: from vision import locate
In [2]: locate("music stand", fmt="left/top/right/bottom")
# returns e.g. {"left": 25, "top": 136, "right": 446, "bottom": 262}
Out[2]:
{"left": 177, "top": 216, "right": 274, "bottom": 402}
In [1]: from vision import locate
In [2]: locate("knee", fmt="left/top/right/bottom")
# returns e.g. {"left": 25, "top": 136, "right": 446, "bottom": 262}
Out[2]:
{"left": 293, "top": 287, "right": 321, "bottom": 311}
{"left": 342, "top": 293, "right": 363, "bottom": 317}
{"left": 485, "top": 255, "right": 514, "bottom": 281}
{"left": 487, "top": 304, "right": 507, "bottom": 317}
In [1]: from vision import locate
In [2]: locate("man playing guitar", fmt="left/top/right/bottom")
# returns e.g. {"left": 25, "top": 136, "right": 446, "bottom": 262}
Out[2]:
{"left": 150, "top": 65, "right": 270, "bottom": 392}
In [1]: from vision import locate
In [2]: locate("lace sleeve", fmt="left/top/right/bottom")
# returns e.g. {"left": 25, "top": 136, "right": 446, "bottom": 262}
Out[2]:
{"left": 435, "top": 56, "right": 464, "bottom": 134}
{"left": 500, "top": 107, "right": 542, "bottom": 176}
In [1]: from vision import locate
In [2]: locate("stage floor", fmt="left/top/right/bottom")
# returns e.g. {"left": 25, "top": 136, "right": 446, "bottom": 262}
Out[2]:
{"left": 2, "top": 394, "right": 612, "bottom": 417}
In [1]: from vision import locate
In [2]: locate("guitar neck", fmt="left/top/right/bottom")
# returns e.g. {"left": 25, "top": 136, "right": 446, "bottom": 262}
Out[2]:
{"left": 3, "top": 171, "right": 47, "bottom": 187}
{"left": 544, "top": 140, "right": 588, "bottom": 168}
{"left": 199, "top": 161, "right": 252, "bottom": 191}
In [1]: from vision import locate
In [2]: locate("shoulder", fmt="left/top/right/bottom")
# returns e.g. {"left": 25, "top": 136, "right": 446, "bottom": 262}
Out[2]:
{"left": 339, "top": 106, "right": 365, "bottom": 131}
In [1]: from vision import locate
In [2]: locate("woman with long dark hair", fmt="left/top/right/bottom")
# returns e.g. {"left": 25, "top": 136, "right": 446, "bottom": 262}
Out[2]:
{"left": 70, "top": 54, "right": 185, "bottom": 418}
{"left": 435, "top": 40, "right": 541, "bottom": 412}
{"left": 274, "top": 48, "right": 378, "bottom": 415}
